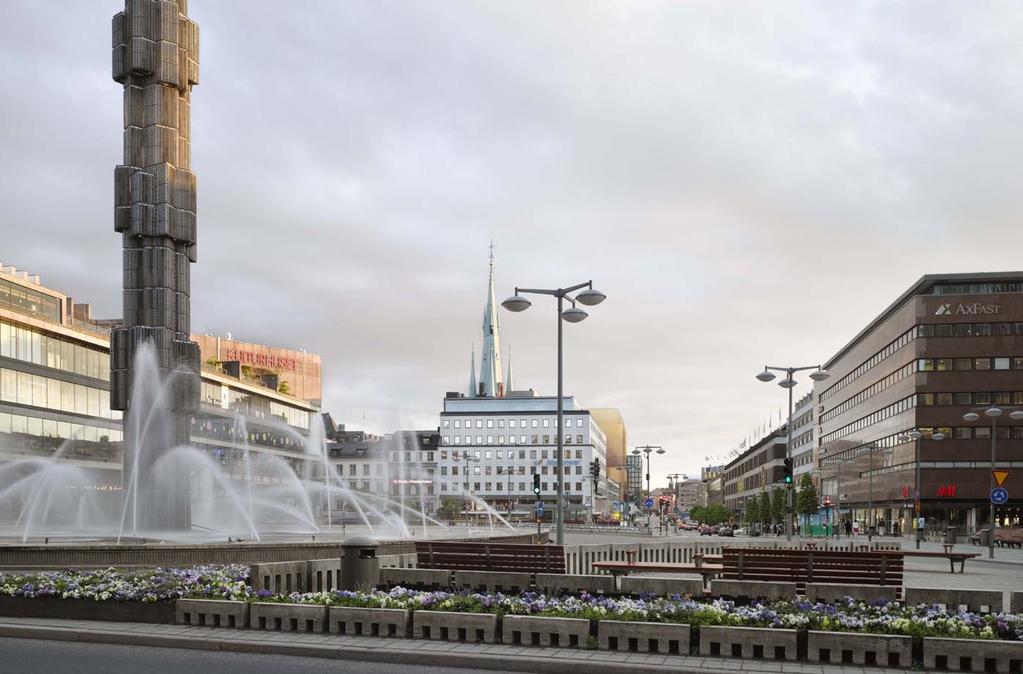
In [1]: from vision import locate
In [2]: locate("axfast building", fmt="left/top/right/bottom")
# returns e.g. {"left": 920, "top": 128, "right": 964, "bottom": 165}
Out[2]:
{"left": 816, "top": 273, "right": 1023, "bottom": 536}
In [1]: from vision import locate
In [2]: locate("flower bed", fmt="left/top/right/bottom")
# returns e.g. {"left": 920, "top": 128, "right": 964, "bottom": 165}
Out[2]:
{"left": 0, "top": 565, "right": 252, "bottom": 603}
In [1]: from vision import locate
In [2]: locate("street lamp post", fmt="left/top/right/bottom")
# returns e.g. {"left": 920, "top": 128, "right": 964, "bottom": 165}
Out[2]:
{"left": 962, "top": 406, "right": 1023, "bottom": 559}
{"left": 898, "top": 429, "right": 945, "bottom": 549}
{"left": 632, "top": 445, "right": 664, "bottom": 528}
{"left": 462, "top": 451, "right": 479, "bottom": 528}
{"left": 755, "top": 364, "right": 830, "bottom": 540}
{"left": 503, "top": 281, "right": 606, "bottom": 546}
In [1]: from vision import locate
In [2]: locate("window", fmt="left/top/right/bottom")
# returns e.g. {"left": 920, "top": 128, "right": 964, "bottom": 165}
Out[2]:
{"left": 543, "top": 419, "right": 550, "bottom": 428}
{"left": 975, "top": 358, "right": 991, "bottom": 370}
{"left": 487, "top": 419, "right": 494, "bottom": 428}
{"left": 498, "top": 419, "right": 504, "bottom": 428}
{"left": 531, "top": 419, "right": 538, "bottom": 428}
{"left": 543, "top": 434, "right": 550, "bottom": 444}
{"left": 454, "top": 420, "right": 461, "bottom": 429}
{"left": 995, "top": 357, "right": 1011, "bottom": 370}
{"left": 954, "top": 358, "right": 972, "bottom": 371}
{"left": 484, "top": 450, "right": 492, "bottom": 459}
{"left": 487, "top": 435, "right": 493, "bottom": 444}
{"left": 476, "top": 435, "right": 483, "bottom": 444}
{"left": 475, "top": 419, "right": 483, "bottom": 428}
{"left": 498, "top": 435, "right": 505, "bottom": 444}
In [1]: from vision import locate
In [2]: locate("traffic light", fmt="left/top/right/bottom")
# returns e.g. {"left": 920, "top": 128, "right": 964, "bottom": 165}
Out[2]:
{"left": 783, "top": 458, "right": 793, "bottom": 485}
{"left": 590, "top": 460, "right": 600, "bottom": 480}
{"left": 533, "top": 473, "right": 541, "bottom": 496}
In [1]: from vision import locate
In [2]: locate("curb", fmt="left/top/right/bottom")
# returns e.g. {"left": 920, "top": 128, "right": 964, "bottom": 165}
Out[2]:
{"left": 0, "top": 622, "right": 714, "bottom": 674}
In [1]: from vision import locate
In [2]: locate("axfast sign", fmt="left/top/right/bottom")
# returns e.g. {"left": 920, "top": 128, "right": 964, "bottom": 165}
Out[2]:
{"left": 934, "top": 303, "right": 1000, "bottom": 316}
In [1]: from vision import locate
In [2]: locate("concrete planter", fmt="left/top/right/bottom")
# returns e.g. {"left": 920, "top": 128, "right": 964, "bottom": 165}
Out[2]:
{"left": 619, "top": 576, "right": 703, "bottom": 597}
{"left": 808, "top": 630, "right": 912, "bottom": 668}
{"left": 598, "top": 620, "right": 690, "bottom": 655}
{"left": 805, "top": 583, "right": 898, "bottom": 604}
{"left": 452, "top": 570, "right": 530, "bottom": 593}
{"left": 328, "top": 606, "right": 410, "bottom": 638}
{"left": 924, "top": 636, "right": 1023, "bottom": 672}
{"left": 175, "top": 599, "right": 249, "bottom": 629}
{"left": 0, "top": 596, "right": 174, "bottom": 624}
{"left": 711, "top": 579, "right": 795, "bottom": 601}
{"left": 503, "top": 614, "right": 590, "bottom": 648}
{"left": 377, "top": 567, "right": 450, "bottom": 590}
{"left": 535, "top": 573, "right": 616, "bottom": 596}
{"left": 412, "top": 610, "right": 497, "bottom": 643}
{"left": 699, "top": 625, "right": 797, "bottom": 660}
{"left": 905, "top": 587, "right": 1003, "bottom": 613}
{"left": 249, "top": 602, "right": 327, "bottom": 633}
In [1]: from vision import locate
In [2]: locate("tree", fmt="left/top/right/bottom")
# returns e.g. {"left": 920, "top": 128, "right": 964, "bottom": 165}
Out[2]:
{"left": 771, "top": 488, "right": 786, "bottom": 526}
{"left": 759, "top": 491, "right": 772, "bottom": 529}
{"left": 437, "top": 497, "right": 462, "bottom": 522}
{"left": 277, "top": 381, "right": 292, "bottom": 395}
{"left": 797, "top": 473, "right": 819, "bottom": 535}
{"left": 745, "top": 497, "right": 760, "bottom": 530}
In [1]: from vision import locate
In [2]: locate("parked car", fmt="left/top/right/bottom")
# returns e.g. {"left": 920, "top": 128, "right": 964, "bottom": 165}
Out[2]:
{"left": 717, "top": 525, "right": 734, "bottom": 537}
{"left": 699, "top": 525, "right": 715, "bottom": 536}
{"left": 732, "top": 527, "right": 747, "bottom": 536}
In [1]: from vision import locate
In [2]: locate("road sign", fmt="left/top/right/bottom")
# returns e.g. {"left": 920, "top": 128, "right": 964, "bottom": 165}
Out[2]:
{"left": 644, "top": 497, "right": 655, "bottom": 509}
{"left": 612, "top": 501, "right": 622, "bottom": 511}
{"left": 991, "top": 487, "right": 1009, "bottom": 505}
{"left": 534, "top": 500, "right": 545, "bottom": 516}
{"left": 993, "top": 470, "right": 1009, "bottom": 487}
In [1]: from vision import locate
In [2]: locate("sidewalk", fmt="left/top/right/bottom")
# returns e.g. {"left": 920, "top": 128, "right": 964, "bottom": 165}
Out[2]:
{"left": 0, "top": 617, "right": 905, "bottom": 674}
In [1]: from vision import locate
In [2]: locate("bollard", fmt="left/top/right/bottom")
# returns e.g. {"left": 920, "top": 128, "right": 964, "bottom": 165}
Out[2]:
{"left": 339, "top": 536, "right": 380, "bottom": 591}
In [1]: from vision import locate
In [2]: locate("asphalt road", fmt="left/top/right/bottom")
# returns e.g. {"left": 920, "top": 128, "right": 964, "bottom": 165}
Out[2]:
{"left": 0, "top": 637, "right": 515, "bottom": 674}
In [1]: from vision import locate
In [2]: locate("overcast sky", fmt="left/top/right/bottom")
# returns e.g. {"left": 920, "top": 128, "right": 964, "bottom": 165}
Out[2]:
{"left": 2, "top": 1, "right": 1022, "bottom": 484}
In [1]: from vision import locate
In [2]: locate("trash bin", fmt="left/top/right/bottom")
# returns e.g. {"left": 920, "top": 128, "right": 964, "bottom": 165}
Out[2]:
{"left": 339, "top": 536, "right": 379, "bottom": 591}
{"left": 944, "top": 526, "right": 957, "bottom": 544}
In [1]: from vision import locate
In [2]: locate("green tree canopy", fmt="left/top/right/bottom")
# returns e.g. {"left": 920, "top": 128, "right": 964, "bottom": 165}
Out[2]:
{"left": 759, "top": 491, "right": 772, "bottom": 526}
{"left": 745, "top": 497, "right": 760, "bottom": 525}
{"left": 797, "top": 473, "right": 819, "bottom": 516}
{"left": 771, "top": 487, "right": 787, "bottom": 524}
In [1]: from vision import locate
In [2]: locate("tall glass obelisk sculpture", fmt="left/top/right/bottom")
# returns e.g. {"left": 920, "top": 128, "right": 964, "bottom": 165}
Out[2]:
{"left": 110, "top": 0, "right": 201, "bottom": 531}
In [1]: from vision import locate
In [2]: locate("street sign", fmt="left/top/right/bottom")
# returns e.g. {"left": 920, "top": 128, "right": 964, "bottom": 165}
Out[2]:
{"left": 917, "top": 517, "right": 925, "bottom": 530}
{"left": 535, "top": 500, "right": 545, "bottom": 516}
{"left": 993, "top": 470, "right": 1009, "bottom": 487}
{"left": 991, "top": 487, "right": 1009, "bottom": 505}
{"left": 644, "top": 497, "right": 654, "bottom": 509}
{"left": 612, "top": 501, "right": 622, "bottom": 511}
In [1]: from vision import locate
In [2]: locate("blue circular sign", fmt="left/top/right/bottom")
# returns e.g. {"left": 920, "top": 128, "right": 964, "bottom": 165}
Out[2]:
{"left": 991, "top": 487, "right": 1009, "bottom": 505}
{"left": 644, "top": 497, "right": 655, "bottom": 509}
{"left": 534, "top": 501, "right": 545, "bottom": 515}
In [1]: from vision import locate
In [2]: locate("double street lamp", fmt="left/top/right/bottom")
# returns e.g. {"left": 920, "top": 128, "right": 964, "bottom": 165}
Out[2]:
{"left": 502, "top": 281, "right": 606, "bottom": 546}
{"left": 755, "top": 364, "right": 830, "bottom": 540}
{"left": 461, "top": 451, "right": 479, "bottom": 528}
{"left": 961, "top": 405, "right": 1023, "bottom": 559}
{"left": 898, "top": 429, "right": 945, "bottom": 549}
{"left": 632, "top": 445, "right": 665, "bottom": 497}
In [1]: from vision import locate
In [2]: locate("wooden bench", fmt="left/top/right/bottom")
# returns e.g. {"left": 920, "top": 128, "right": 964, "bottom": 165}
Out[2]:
{"left": 414, "top": 541, "right": 566, "bottom": 573}
{"left": 590, "top": 560, "right": 724, "bottom": 584}
{"left": 719, "top": 548, "right": 904, "bottom": 593}
{"left": 901, "top": 550, "right": 980, "bottom": 573}
{"left": 968, "top": 528, "right": 1023, "bottom": 548}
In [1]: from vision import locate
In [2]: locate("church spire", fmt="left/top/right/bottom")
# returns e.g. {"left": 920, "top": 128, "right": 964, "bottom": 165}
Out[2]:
{"left": 505, "top": 345, "right": 514, "bottom": 393}
{"left": 478, "top": 241, "right": 504, "bottom": 397}
{"left": 468, "top": 345, "right": 478, "bottom": 397}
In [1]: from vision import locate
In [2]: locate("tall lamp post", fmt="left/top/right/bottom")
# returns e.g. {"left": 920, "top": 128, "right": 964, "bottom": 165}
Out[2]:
{"left": 461, "top": 451, "right": 479, "bottom": 528}
{"left": 898, "top": 429, "right": 945, "bottom": 549}
{"left": 755, "top": 364, "right": 830, "bottom": 540}
{"left": 632, "top": 445, "right": 664, "bottom": 527}
{"left": 503, "top": 281, "right": 606, "bottom": 545}
{"left": 962, "top": 406, "right": 1023, "bottom": 559}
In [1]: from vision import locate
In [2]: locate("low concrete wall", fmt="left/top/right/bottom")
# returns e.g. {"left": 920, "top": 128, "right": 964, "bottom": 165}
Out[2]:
{"left": 805, "top": 583, "right": 898, "bottom": 604}
{"left": 328, "top": 606, "right": 409, "bottom": 638}
{"left": 249, "top": 602, "right": 326, "bottom": 633}
{"left": 503, "top": 614, "right": 590, "bottom": 648}
{"left": 904, "top": 587, "right": 1003, "bottom": 613}
{"left": 699, "top": 625, "right": 797, "bottom": 660}
{"left": 250, "top": 561, "right": 309, "bottom": 595}
{"left": 308, "top": 559, "right": 343, "bottom": 593}
{"left": 535, "top": 573, "right": 616, "bottom": 595}
{"left": 808, "top": 630, "right": 913, "bottom": 667}
{"left": 453, "top": 570, "right": 530, "bottom": 593}
{"left": 1013, "top": 591, "right": 1023, "bottom": 614}
{"left": 413, "top": 610, "right": 497, "bottom": 644}
{"left": 711, "top": 579, "right": 796, "bottom": 601}
{"left": 619, "top": 576, "right": 703, "bottom": 597}
{"left": 0, "top": 596, "right": 174, "bottom": 624}
{"left": 924, "top": 636, "right": 1023, "bottom": 672}
{"left": 598, "top": 620, "right": 689, "bottom": 654}
{"left": 175, "top": 599, "right": 249, "bottom": 629}
{"left": 377, "top": 567, "right": 450, "bottom": 589}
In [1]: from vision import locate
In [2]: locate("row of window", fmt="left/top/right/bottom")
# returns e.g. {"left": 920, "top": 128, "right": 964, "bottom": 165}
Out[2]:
{"left": 918, "top": 322, "right": 1023, "bottom": 338}
{"left": 443, "top": 434, "right": 586, "bottom": 446}
{"left": 820, "top": 328, "right": 915, "bottom": 403}
{"left": 206, "top": 384, "right": 310, "bottom": 429}
{"left": 0, "top": 368, "right": 121, "bottom": 420}
{"left": 822, "top": 361, "right": 917, "bottom": 424}
{"left": 441, "top": 448, "right": 587, "bottom": 461}
{"left": 440, "top": 481, "right": 589, "bottom": 493}
{"left": 441, "top": 464, "right": 585, "bottom": 476}
{"left": 0, "top": 410, "right": 123, "bottom": 443}
{"left": 442, "top": 417, "right": 587, "bottom": 430}
{"left": 1, "top": 320, "right": 110, "bottom": 381}
{"left": 918, "top": 356, "right": 1023, "bottom": 372}
{"left": 0, "top": 277, "right": 62, "bottom": 322}
{"left": 819, "top": 395, "right": 916, "bottom": 446}
{"left": 926, "top": 281, "right": 1023, "bottom": 295}
{"left": 918, "top": 391, "right": 1023, "bottom": 407}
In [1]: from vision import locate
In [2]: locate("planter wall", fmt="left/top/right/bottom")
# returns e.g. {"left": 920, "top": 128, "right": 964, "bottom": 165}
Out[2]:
{"left": 249, "top": 602, "right": 326, "bottom": 633}
{"left": 329, "top": 606, "right": 409, "bottom": 638}
{"left": 923, "top": 636, "right": 1023, "bottom": 672}
{"left": 503, "top": 614, "right": 589, "bottom": 648}
{"left": 176, "top": 599, "right": 249, "bottom": 629}
{"left": 904, "top": 587, "right": 1003, "bottom": 613}
{"left": 413, "top": 610, "right": 497, "bottom": 643}
{"left": 452, "top": 570, "right": 530, "bottom": 593}
{"left": 710, "top": 580, "right": 795, "bottom": 601}
{"left": 805, "top": 583, "right": 898, "bottom": 604}
{"left": 699, "top": 625, "right": 797, "bottom": 660}
{"left": 377, "top": 567, "right": 450, "bottom": 590}
{"left": 619, "top": 576, "right": 703, "bottom": 597}
{"left": 0, "top": 596, "right": 174, "bottom": 624}
{"left": 807, "top": 630, "right": 912, "bottom": 668}
{"left": 598, "top": 620, "right": 689, "bottom": 655}
{"left": 534, "top": 572, "right": 615, "bottom": 595}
